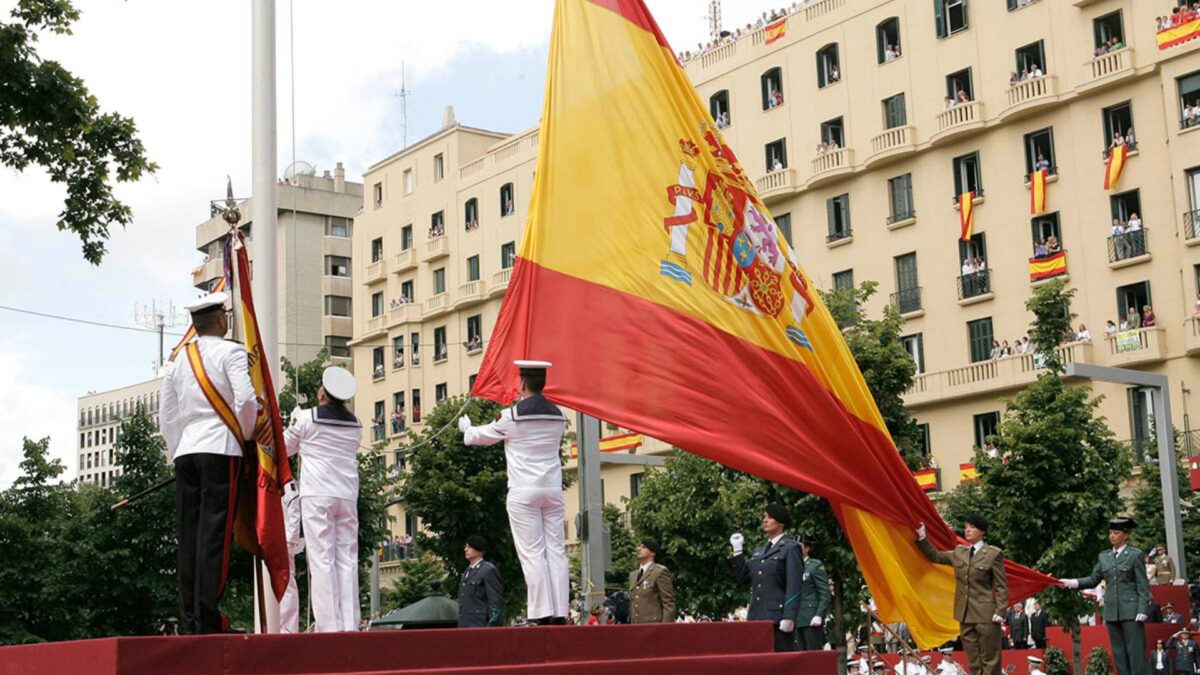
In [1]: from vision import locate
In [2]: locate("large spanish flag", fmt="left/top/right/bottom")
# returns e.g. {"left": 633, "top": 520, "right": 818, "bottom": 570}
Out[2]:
{"left": 472, "top": 0, "right": 1055, "bottom": 648}
{"left": 1104, "top": 144, "right": 1128, "bottom": 190}
{"left": 1158, "top": 16, "right": 1200, "bottom": 50}
{"left": 1030, "top": 170, "right": 1047, "bottom": 215}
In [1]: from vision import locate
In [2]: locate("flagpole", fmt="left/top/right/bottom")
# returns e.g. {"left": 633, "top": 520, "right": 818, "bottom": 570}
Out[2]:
{"left": 251, "top": 0, "right": 281, "bottom": 634}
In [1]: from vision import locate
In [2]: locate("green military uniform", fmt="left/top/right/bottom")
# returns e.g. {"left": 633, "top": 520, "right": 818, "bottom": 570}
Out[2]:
{"left": 628, "top": 561, "right": 676, "bottom": 624}
{"left": 794, "top": 555, "right": 831, "bottom": 651}
{"left": 917, "top": 535, "right": 1007, "bottom": 675}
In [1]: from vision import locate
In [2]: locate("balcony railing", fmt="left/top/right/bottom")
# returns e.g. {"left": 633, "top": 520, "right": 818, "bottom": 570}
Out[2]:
{"left": 456, "top": 280, "right": 486, "bottom": 308}
{"left": 1184, "top": 316, "right": 1200, "bottom": 356}
{"left": 956, "top": 270, "right": 991, "bottom": 300}
{"left": 424, "top": 292, "right": 449, "bottom": 316}
{"left": 886, "top": 209, "right": 916, "bottom": 226}
{"left": 803, "top": 0, "right": 844, "bottom": 21}
{"left": 423, "top": 235, "right": 449, "bottom": 261}
{"left": 1107, "top": 228, "right": 1148, "bottom": 263}
{"left": 868, "top": 125, "right": 915, "bottom": 161}
{"left": 826, "top": 228, "right": 852, "bottom": 245}
{"left": 365, "top": 314, "right": 385, "bottom": 334}
{"left": 890, "top": 287, "right": 922, "bottom": 314}
{"left": 387, "top": 303, "right": 416, "bottom": 327}
{"left": 393, "top": 248, "right": 416, "bottom": 272}
{"left": 953, "top": 188, "right": 985, "bottom": 205}
{"left": 933, "top": 101, "right": 984, "bottom": 142}
{"left": 365, "top": 259, "right": 386, "bottom": 283}
{"left": 371, "top": 424, "right": 386, "bottom": 443}
{"left": 1186, "top": 211, "right": 1200, "bottom": 241}
{"left": 1083, "top": 48, "right": 1134, "bottom": 89}
{"left": 755, "top": 169, "right": 797, "bottom": 201}
{"left": 700, "top": 41, "right": 736, "bottom": 69}
{"left": 1003, "top": 75, "right": 1057, "bottom": 116}
{"left": 1105, "top": 326, "right": 1167, "bottom": 367}
{"left": 490, "top": 267, "right": 513, "bottom": 297}
{"left": 811, "top": 148, "right": 852, "bottom": 180}
{"left": 904, "top": 341, "right": 1095, "bottom": 407}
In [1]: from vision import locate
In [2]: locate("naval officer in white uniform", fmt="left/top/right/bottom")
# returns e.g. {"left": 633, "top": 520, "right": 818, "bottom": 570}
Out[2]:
{"left": 161, "top": 291, "right": 259, "bottom": 634}
{"left": 459, "top": 360, "right": 569, "bottom": 625}
{"left": 283, "top": 367, "right": 363, "bottom": 632}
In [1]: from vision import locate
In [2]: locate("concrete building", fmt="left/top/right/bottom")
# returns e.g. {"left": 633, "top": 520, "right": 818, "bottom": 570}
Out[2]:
{"left": 76, "top": 377, "right": 163, "bottom": 487}
{"left": 353, "top": 1, "right": 1200, "bottom": 574}
{"left": 193, "top": 164, "right": 363, "bottom": 367}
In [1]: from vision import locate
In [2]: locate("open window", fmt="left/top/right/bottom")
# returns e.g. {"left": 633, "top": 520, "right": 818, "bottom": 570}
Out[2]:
{"left": 952, "top": 151, "right": 983, "bottom": 198}
{"left": 1102, "top": 101, "right": 1136, "bottom": 155}
{"left": 1014, "top": 40, "right": 1046, "bottom": 78}
{"left": 946, "top": 68, "right": 974, "bottom": 102}
{"left": 761, "top": 67, "right": 784, "bottom": 110}
{"left": 710, "top": 90, "right": 731, "bottom": 128}
{"left": 826, "top": 194, "right": 851, "bottom": 243}
{"left": 1178, "top": 71, "right": 1200, "bottom": 130}
{"left": 464, "top": 198, "right": 479, "bottom": 231}
{"left": 1031, "top": 212, "right": 1063, "bottom": 257}
{"left": 876, "top": 18, "right": 902, "bottom": 64}
{"left": 820, "top": 117, "right": 845, "bottom": 147}
{"left": 934, "top": 0, "right": 969, "bottom": 39}
{"left": 888, "top": 173, "right": 915, "bottom": 223}
{"left": 816, "top": 44, "right": 840, "bottom": 88}
{"left": 765, "top": 138, "right": 788, "bottom": 172}
{"left": 1023, "top": 127, "right": 1056, "bottom": 176}
{"left": 1093, "top": 11, "right": 1125, "bottom": 52}
{"left": 883, "top": 93, "right": 907, "bottom": 129}
{"left": 500, "top": 183, "right": 515, "bottom": 217}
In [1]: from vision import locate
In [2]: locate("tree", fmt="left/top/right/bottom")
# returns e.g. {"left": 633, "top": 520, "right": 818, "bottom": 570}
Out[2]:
{"left": 380, "top": 553, "right": 450, "bottom": 613}
{"left": 1129, "top": 438, "right": 1200, "bottom": 576}
{"left": 1, "top": 1, "right": 157, "bottom": 264}
{"left": 603, "top": 503, "right": 638, "bottom": 589}
{"left": 278, "top": 348, "right": 331, "bottom": 416}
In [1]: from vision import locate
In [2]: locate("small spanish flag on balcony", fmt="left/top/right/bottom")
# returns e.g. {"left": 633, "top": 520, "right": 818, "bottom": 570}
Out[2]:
{"left": 1189, "top": 456, "right": 1200, "bottom": 491}
{"left": 1104, "top": 144, "right": 1128, "bottom": 190}
{"left": 1157, "top": 17, "right": 1200, "bottom": 50}
{"left": 1029, "top": 250, "right": 1067, "bottom": 281}
{"left": 1030, "top": 169, "right": 1047, "bottom": 214}
{"left": 959, "top": 462, "right": 979, "bottom": 484}
{"left": 765, "top": 17, "right": 787, "bottom": 44}
{"left": 959, "top": 191, "right": 975, "bottom": 241}
{"left": 913, "top": 468, "right": 939, "bottom": 492}
{"left": 570, "top": 432, "right": 644, "bottom": 458}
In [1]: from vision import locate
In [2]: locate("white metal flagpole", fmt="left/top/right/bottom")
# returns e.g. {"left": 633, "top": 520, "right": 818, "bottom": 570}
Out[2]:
{"left": 251, "top": 0, "right": 281, "bottom": 634}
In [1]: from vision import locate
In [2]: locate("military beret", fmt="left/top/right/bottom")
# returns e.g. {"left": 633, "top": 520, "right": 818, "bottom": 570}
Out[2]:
{"left": 465, "top": 535, "right": 488, "bottom": 553}
{"left": 764, "top": 503, "right": 792, "bottom": 528}
{"left": 964, "top": 513, "right": 989, "bottom": 533}
{"left": 640, "top": 538, "right": 663, "bottom": 556}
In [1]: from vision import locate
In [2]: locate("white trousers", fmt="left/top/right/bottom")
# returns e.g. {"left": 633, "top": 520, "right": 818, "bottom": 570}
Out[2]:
{"left": 280, "top": 554, "right": 300, "bottom": 633}
{"left": 302, "top": 496, "right": 360, "bottom": 632}
{"left": 507, "top": 487, "right": 569, "bottom": 620}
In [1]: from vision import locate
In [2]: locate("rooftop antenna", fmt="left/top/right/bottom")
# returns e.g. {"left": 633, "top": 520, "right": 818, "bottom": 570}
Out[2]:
{"left": 706, "top": 0, "right": 722, "bottom": 41}
{"left": 135, "top": 301, "right": 188, "bottom": 374}
{"left": 395, "top": 61, "right": 412, "bottom": 149}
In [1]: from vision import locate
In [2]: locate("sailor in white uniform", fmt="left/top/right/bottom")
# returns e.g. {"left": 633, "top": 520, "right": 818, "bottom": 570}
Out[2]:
{"left": 283, "top": 367, "right": 363, "bottom": 632}
{"left": 1026, "top": 655, "right": 1046, "bottom": 675}
{"left": 161, "top": 291, "right": 258, "bottom": 634}
{"left": 459, "top": 360, "right": 569, "bottom": 624}
{"left": 935, "top": 648, "right": 966, "bottom": 675}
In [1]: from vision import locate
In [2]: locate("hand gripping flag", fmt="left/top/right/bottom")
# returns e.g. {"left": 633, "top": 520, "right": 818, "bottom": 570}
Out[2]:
{"left": 471, "top": 0, "right": 1055, "bottom": 648}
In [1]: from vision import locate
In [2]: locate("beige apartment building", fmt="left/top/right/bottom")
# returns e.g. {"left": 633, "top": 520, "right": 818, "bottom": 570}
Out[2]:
{"left": 76, "top": 377, "right": 163, "bottom": 486}
{"left": 353, "top": 0, "right": 1200, "bottom": 574}
{"left": 193, "top": 164, "right": 363, "bottom": 367}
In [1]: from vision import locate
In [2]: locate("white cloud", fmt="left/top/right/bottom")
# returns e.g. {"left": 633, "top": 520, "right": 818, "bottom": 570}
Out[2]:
{"left": 0, "top": 349, "right": 77, "bottom": 489}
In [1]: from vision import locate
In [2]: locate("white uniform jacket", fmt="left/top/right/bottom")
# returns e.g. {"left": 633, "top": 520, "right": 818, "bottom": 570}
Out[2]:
{"left": 161, "top": 336, "right": 258, "bottom": 460}
{"left": 462, "top": 395, "right": 567, "bottom": 489}
{"left": 283, "top": 405, "right": 363, "bottom": 501}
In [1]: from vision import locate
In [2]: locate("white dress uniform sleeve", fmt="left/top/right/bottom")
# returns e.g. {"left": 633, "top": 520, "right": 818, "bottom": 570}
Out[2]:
{"left": 463, "top": 411, "right": 516, "bottom": 447}
{"left": 160, "top": 361, "right": 182, "bottom": 459}
{"left": 283, "top": 414, "right": 310, "bottom": 458}
{"left": 226, "top": 346, "right": 259, "bottom": 441}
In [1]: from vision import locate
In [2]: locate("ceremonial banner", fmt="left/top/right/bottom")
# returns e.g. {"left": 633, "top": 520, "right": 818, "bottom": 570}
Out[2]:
{"left": 1104, "top": 144, "right": 1127, "bottom": 190}
{"left": 764, "top": 17, "right": 787, "bottom": 44}
{"left": 1030, "top": 170, "right": 1047, "bottom": 215}
{"left": 959, "top": 191, "right": 975, "bottom": 241}
{"left": 1028, "top": 251, "right": 1067, "bottom": 281}
{"left": 1158, "top": 16, "right": 1200, "bottom": 50}
{"left": 472, "top": 0, "right": 1055, "bottom": 649}
{"left": 960, "top": 463, "right": 979, "bottom": 484}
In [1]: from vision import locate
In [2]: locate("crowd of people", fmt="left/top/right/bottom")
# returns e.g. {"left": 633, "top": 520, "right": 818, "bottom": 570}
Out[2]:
{"left": 1093, "top": 36, "right": 1126, "bottom": 58}
{"left": 714, "top": 111, "right": 731, "bottom": 129}
{"left": 378, "top": 535, "right": 415, "bottom": 563}
{"left": 1008, "top": 63, "right": 1044, "bottom": 86}
{"left": 677, "top": 6, "right": 801, "bottom": 64}
{"left": 815, "top": 139, "right": 840, "bottom": 156}
{"left": 1110, "top": 212, "right": 1145, "bottom": 259}
{"left": 1182, "top": 99, "right": 1200, "bottom": 129}
{"left": 1031, "top": 234, "right": 1061, "bottom": 259}
{"left": 942, "top": 90, "right": 972, "bottom": 110}
{"left": 429, "top": 221, "right": 445, "bottom": 238}
{"left": 1156, "top": 5, "right": 1200, "bottom": 32}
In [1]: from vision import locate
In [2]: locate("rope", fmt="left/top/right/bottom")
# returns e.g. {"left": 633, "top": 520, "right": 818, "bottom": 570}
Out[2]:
{"left": 288, "top": 0, "right": 300, "bottom": 402}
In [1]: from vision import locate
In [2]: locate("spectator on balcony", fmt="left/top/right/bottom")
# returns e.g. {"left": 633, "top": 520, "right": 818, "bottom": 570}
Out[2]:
{"left": 828, "top": 65, "right": 840, "bottom": 84}
{"left": 1142, "top": 305, "right": 1156, "bottom": 328}
{"left": 393, "top": 351, "right": 404, "bottom": 369}
{"left": 1127, "top": 306, "right": 1142, "bottom": 330}
{"left": 373, "top": 364, "right": 384, "bottom": 380}
{"left": 1106, "top": 320, "right": 1118, "bottom": 336}
{"left": 975, "top": 257, "right": 987, "bottom": 272}
{"left": 961, "top": 259, "right": 974, "bottom": 279}
{"left": 956, "top": 90, "right": 971, "bottom": 105}
{"left": 1125, "top": 127, "right": 1136, "bottom": 147}
{"left": 1034, "top": 238, "right": 1049, "bottom": 259}
{"left": 1127, "top": 212, "right": 1142, "bottom": 232}
{"left": 884, "top": 44, "right": 900, "bottom": 62}
{"left": 391, "top": 410, "right": 404, "bottom": 434}
{"left": 772, "top": 158, "right": 785, "bottom": 172}
{"left": 990, "top": 340, "right": 1003, "bottom": 360}
{"left": 1046, "top": 236, "right": 1061, "bottom": 254}
{"left": 985, "top": 441, "right": 1000, "bottom": 459}
{"left": 944, "top": 96, "right": 955, "bottom": 110}
{"left": 1077, "top": 324, "right": 1092, "bottom": 342}
{"left": 1030, "top": 63, "right": 1043, "bottom": 78}
{"left": 1002, "top": 340, "right": 1014, "bottom": 357}
{"left": 1112, "top": 219, "right": 1129, "bottom": 259}
{"left": 1010, "top": 71, "right": 1021, "bottom": 86}
{"left": 1035, "top": 153, "right": 1051, "bottom": 172}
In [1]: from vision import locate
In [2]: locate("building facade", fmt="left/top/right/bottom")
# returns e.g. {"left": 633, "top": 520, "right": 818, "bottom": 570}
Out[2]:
{"left": 193, "top": 164, "right": 363, "bottom": 367}
{"left": 76, "top": 377, "right": 163, "bottom": 486}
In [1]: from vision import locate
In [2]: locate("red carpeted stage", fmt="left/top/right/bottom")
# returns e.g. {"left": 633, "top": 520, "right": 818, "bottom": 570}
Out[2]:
{"left": 0, "top": 622, "right": 834, "bottom": 675}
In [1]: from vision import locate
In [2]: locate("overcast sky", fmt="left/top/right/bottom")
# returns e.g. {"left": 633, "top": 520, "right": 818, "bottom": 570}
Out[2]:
{"left": 0, "top": 0, "right": 789, "bottom": 488}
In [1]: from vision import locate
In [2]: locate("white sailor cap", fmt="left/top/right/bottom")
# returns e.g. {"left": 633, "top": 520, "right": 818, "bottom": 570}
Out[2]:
{"left": 322, "top": 366, "right": 357, "bottom": 401}
{"left": 1027, "top": 656, "right": 1043, "bottom": 664}
{"left": 939, "top": 647, "right": 955, "bottom": 655}
{"left": 185, "top": 291, "right": 230, "bottom": 314}
{"left": 514, "top": 360, "right": 553, "bottom": 370}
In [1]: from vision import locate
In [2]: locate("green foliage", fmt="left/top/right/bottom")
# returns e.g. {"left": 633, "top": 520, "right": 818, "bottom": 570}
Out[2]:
{"left": 381, "top": 553, "right": 451, "bottom": 614}
{"left": 1026, "top": 280, "right": 1076, "bottom": 375}
{"left": 357, "top": 449, "right": 396, "bottom": 610}
{"left": 1129, "top": 439, "right": 1200, "bottom": 576}
{"left": 1084, "top": 646, "right": 1114, "bottom": 675}
{"left": 1043, "top": 646, "right": 1071, "bottom": 675}
{"left": 604, "top": 503, "right": 638, "bottom": 589}
{"left": 818, "top": 281, "right": 923, "bottom": 469}
{"left": 278, "top": 349, "right": 331, "bottom": 417}
{"left": 1, "top": 0, "right": 157, "bottom": 264}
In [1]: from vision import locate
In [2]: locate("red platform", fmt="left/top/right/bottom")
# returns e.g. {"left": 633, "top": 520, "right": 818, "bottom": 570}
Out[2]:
{"left": 0, "top": 622, "right": 835, "bottom": 675}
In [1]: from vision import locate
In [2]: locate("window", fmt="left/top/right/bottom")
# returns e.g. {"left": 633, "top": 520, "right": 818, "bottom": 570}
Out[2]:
{"left": 403, "top": 168, "right": 414, "bottom": 195}
{"left": 501, "top": 242, "right": 516, "bottom": 269}
{"left": 833, "top": 270, "right": 854, "bottom": 291}
{"left": 467, "top": 315, "right": 483, "bottom": 351}
{"left": 412, "top": 389, "right": 422, "bottom": 423}
{"left": 1102, "top": 101, "right": 1135, "bottom": 153}
{"left": 958, "top": 233, "right": 990, "bottom": 298}
{"left": 952, "top": 152, "right": 982, "bottom": 197}
{"left": 1109, "top": 190, "right": 1146, "bottom": 260}
{"left": 434, "top": 326, "right": 448, "bottom": 362}
{"left": 464, "top": 198, "right": 479, "bottom": 230}
{"left": 1006, "top": 0, "right": 1039, "bottom": 10}
{"left": 1014, "top": 40, "right": 1046, "bottom": 77}
{"left": 324, "top": 295, "right": 352, "bottom": 317}
{"left": 883, "top": 94, "right": 907, "bottom": 129}
{"left": 901, "top": 334, "right": 925, "bottom": 374}
{"left": 468, "top": 373, "right": 477, "bottom": 390}
{"left": 820, "top": 117, "right": 844, "bottom": 147}
{"left": 371, "top": 237, "right": 383, "bottom": 263}
{"left": 401, "top": 224, "right": 413, "bottom": 250}
{"left": 630, "top": 472, "right": 644, "bottom": 499}
{"left": 934, "top": 0, "right": 968, "bottom": 38}
{"left": 1178, "top": 71, "right": 1200, "bottom": 130}
{"left": 973, "top": 411, "right": 1000, "bottom": 450}
{"left": 435, "top": 383, "right": 448, "bottom": 404}
{"left": 967, "top": 318, "right": 994, "bottom": 363}
{"left": 400, "top": 280, "right": 414, "bottom": 303}
{"left": 500, "top": 183, "right": 515, "bottom": 217}
{"left": 405, "top": 512, "right": 418, "bottom": 537}
{"left": 1127, "top": 387, "right": 1154, "bottom": 462}
{"left": 816, "top": 44, "right": 840, "bottom": 88}
{"left": 761, "top": 67, "right": 784, "bottom": 110}
{"left": 371, "top": 292, "right": 384, "bottom": 317}
{"left": 430, "top": 211, "right": 445, "bottom": 237}
{"left": 775, "top": 213, "right": 792, "bottom": 246}
{"left": 1093, "top": 11, "right": 1124, "bottom": 51}
{"left": 826, "top": 194, "right": 852, "bottom": 242}
{"left": 1031, "top": 212, "right": 1062, "bottom": 256}
{"left": 373, "top": 401, "right": 386, "bottom": 441}
{"left": 373, "top": 182, "right": 383, "bottom": 207}
{"left": 710, "top": 90, "right": 731, "bottom": 128}
{"left": 894, "top": 253, "right": 921, "bottom": 313}
{"left": 392, "top": 392, "right": 406, "bottom": 433}
{"left": 410, "top": 331, "right": 421, "bottom": 366}
{"left": 946, "top": 68, "right": 973, "bottom": 101}
{"left": 765, "top": 139, "right": 787, "bottom": 171}
{"left": 433, "top": 153, "right": 444, "bottom": 181}
{"left": 326, "top": 255, "right": 350, "bottom": 277}
{"left": 372, "top": 347, "right": 385, "bottom": 379}
{"left": 876, "top": 18, "right": 902, "bottom": 64}
{"left": 393, "top": 336, "right": 405, "bottom": 369}
{"left": 1188, "top": 167, "right": 1200, "bottom": 214}
{"left": 467, "top": 255, "right": 480, "bottom": 282}
{"left": 1116, "top": 281, "right": 1151, "bottom": 327}
{"left": 326, "top": 217, "right": 350, "bottom": 238}
{"left": 433, "top": 268, "right": 446, "bottom": 295}
{"left": 1023, "top": 128, "right": 1056, "bottom": 176}
{"left": 1110, "top": 189, "right": 1142, "bottom": 223}
{"left": 888, "top": 173, "right": 915, "bottom": 223}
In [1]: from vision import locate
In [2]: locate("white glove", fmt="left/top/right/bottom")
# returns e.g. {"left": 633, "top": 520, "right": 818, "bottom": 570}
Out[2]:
{"left": 289, "top": 406, "right": 302, "bottom": 426}
{"left": 1136, "top": 613, "right": 1147, "bottom": 622}
{"left": 458, "top": 415, "right": 472, "bottom": 433}
{"left": 916, "top": 522, "right": 926, "bottom": 540}
{"left": 810, "top": 616, "right": 822, "bottom": 627}
{"left": 779, "top": 619, "right": 795, "bottom": 633}
{"left": 992, "top": 614, "right": 1003, "bottom": 624}
{"left": 1059, "top": 578, "right": 1079, "bottom": 589}
{"left": 730, "top": 533, "right": 744, "bottom": 554}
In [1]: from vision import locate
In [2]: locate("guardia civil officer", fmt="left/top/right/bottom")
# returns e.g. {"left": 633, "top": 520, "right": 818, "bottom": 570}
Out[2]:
{"left": 283, "top": 367, "right": 363, "bottom": 632}
{"left": 1058, "top": 517, "right": 1151, "bottom": 675}
{"left": 795, "top": 534, "right": 831, "bottom": 651}
{"left": 459, "top": 360, "right": 569, "bottom": 625}
{"left": 161, "top": 291, "right": 259, "bottom": 634}
{"left": 458, "top": 535, "right": 504, "bottom": 627}
{"left": 730, "top": 503, "right": 804, "bottom": 652}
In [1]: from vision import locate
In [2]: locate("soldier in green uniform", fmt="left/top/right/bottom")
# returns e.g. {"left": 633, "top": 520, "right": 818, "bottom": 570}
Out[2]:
{"left": 1059, "top": 517, "right": 1151, "bottom": 675}
{"left": 795, "top": 534, "right": 831, "bottom": 651}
